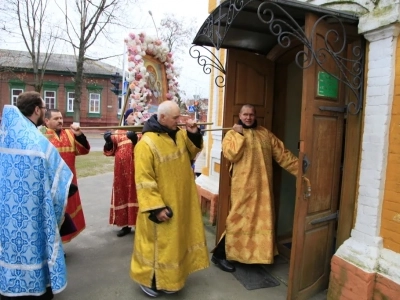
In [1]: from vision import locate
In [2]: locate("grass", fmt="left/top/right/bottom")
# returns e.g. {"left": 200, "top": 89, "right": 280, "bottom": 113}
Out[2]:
{"left": 75, "top": 152, "right": 115, "bottom": 178}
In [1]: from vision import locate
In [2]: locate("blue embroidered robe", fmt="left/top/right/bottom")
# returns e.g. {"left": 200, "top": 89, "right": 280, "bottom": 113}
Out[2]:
{"left": 0, "top": 105, "right": 73, "bottom": 297}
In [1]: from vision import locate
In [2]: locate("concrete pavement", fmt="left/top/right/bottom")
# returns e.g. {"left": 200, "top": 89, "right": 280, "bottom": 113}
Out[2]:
{"left": 56, "top": 172, "right": 290, "bottom": 300}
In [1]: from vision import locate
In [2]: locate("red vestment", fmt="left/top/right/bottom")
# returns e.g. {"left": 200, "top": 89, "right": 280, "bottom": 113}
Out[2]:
{"left": 103, "top": 130, "right": 139, "bottom": 227}
{"left": 44, "top": 128, "right": 90, "bottom": 243}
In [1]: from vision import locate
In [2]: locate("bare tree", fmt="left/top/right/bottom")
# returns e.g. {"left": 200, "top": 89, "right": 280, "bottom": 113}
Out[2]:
{"left": 158, "top": 13, "right": 197, "bottom": 56}
{"left": 2, "top": 0, "right": 58, "bottom": 92}
{"left": 154, "top": 13, "right": 197, "bottom": 104}
{"left": 0, "top": 7, "right": 9, "bottom": 43}
{"left": 57, "top": 0, "right": 128, "bottom": 122}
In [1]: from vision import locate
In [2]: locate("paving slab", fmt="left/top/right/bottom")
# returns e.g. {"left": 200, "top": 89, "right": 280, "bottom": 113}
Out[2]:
{"left": 56, "top": 172, "right": 290, "bottom": 300}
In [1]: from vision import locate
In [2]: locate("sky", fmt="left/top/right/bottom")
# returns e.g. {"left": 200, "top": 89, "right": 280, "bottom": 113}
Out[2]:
{"left": 113, "top": 0, "right": 212, "bottom": 99}
{"left": 1, "top": 0, "right": 212, "bottom": 100}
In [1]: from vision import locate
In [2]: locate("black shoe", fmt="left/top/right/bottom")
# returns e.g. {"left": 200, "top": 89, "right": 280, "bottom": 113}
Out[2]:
{"left": 117, "top": 226, "right": 131, "bottom": 237}
{"left": 211, "top": 255, "right": 236, "bottom": 272}
{"left": 139, "top": 284, "right": 159, "bottom": 297}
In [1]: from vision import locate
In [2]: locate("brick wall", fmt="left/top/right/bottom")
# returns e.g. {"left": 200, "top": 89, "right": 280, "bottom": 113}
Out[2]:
{"left": 328, "top": 256, "right": 375, "bottom": 300}
{"left": 381, "top": 37, "right": 400, "bottom": 253}
{"left": 0, "top": 71, "right": 120, "bottom": 127}
{"left": 328, "top": 256, "right": 400, "bottom": 300}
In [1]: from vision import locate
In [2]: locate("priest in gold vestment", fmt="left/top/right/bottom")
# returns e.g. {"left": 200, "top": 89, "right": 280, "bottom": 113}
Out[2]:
{"left": 130, "top": 101, "right": 209, "bottom": 297}
{"left": 211, "top": 104, "right": 298, "bottom": 273}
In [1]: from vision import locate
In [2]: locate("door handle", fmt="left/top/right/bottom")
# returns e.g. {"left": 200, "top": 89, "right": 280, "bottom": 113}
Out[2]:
{"left": 302, "top": 155, "right": 311, "bottom": 199}
{"left": 302, "top": 175, "right": 311, "bottom": 199}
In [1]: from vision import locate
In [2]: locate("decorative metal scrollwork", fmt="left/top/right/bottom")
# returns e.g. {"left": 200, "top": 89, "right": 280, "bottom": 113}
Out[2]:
{"left": 189, "top": 45, "right": 226, "bottom": 88}
{"left": 197, "top": 0, "right": 247, "bottom": 50}
{"left": 257, "top": 2, "right": 365, "bottom": 114}
{"left": 192, "top": 0, "right": 364, "bottom": 114}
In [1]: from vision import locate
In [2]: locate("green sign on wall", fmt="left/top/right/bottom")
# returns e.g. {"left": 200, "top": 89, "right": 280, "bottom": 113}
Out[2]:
{"left": 317, "top": 71, "right": 338, "bottom": 99}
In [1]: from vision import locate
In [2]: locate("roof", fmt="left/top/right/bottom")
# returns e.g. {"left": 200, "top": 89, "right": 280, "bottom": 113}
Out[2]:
{"left": 192, "top": 0, "right": 359, "bottom": 55}
{"left": 0, "top": 49, "right": 121, "bottom": 76}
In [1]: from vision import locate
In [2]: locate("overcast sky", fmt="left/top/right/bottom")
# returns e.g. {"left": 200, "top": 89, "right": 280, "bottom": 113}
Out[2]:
{"left": 1, "top": 0, "right": 212, "bottom": 100}
{"left": 117, "top": 0, "right": 212, "bottom": 99}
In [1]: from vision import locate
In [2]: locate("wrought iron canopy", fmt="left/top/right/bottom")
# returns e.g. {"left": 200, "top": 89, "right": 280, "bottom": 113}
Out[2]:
{"left": 190, "top": 0, "right": 365, "bottom": 114}
{"left": 192, "top": 0, "right": 358, "bottom": 54}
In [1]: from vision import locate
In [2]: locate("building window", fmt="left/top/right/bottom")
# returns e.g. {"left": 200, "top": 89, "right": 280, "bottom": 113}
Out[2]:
{"left": 89, "top": 93, "right": 100, "bottom": 113}
{"left": 44, "top": 90, "right": 56, "bottom": 109}
{"left": 67, "top": 92, "right": 75, "bottom": 112}
{"left": 87, "top": 84, "right": 102, "bottom": 117}
{"left": 9, "top": 80, "right": 25, "bottom": 104}
{"left": 11, "top": 89, "right": 23, "bottom": 105}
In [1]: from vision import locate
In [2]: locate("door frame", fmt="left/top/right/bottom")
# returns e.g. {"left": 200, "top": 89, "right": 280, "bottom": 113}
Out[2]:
{"left": 215, "top": 14, "right": 364, "bottom": 299}
{"left": 216, "top": 39, "right": 363, "bottom": 248}
{"left": 216, "top": 48, "right": 275, "bottom": 243}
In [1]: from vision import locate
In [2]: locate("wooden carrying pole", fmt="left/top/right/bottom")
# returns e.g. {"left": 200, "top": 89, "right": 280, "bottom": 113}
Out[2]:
{"left": 74, "top": 122, "right": 214, "bottom": 131}
{"left": 201, "top": 127, "right": 232, "bottom": 132}
{"left": 102, "top": 125, "right": 229, "bottom": 135}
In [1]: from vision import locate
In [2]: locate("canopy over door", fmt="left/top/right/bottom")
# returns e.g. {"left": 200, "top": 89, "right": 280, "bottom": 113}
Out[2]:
{"left": 191, "top": 0, "right": 364, "bottom": 114}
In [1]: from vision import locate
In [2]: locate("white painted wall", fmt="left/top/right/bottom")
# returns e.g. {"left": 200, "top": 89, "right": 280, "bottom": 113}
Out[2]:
{"left": 336, "top": 24, "right": 400, "bottom": 284}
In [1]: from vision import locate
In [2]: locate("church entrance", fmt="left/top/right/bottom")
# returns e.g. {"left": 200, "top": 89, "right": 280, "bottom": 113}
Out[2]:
{"left": 192, "top": 1, "right": 365, "bottom": 299}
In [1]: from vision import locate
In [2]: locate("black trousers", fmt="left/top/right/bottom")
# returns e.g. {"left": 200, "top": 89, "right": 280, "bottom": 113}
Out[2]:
{"left": 1, "top": 288, "right": 53, "bottom": 300}
{"left": 213, "top": 236, "right": 227, "bottom": 259}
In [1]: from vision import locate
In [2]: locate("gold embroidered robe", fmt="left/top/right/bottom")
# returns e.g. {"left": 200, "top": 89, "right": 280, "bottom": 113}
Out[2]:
{"left": 43, "top": 128, "right": 90, "bottom": 243}
{"left": 222, "top": 126, "right": 298, "bottom": 264}
{"left": 130, "top": 130, "right": 209, "bottom": 291}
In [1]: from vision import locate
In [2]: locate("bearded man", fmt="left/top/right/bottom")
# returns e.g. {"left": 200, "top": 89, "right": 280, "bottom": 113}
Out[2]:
{"left": 0, "top": 91, "right": 73, "bottom": 299}
{"left": 43, "top": 109, "right": 90, "bottom": 243}
{"left": 211, "top": 104, "right": 299, "bottom": 272}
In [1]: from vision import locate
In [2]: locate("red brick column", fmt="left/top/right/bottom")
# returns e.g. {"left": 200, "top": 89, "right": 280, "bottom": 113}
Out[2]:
{"left": 328, "top": 255, "right": 400, "bottom": 300}
{"left": 374, "top": 274, "right": 400, "bottom": 299}
{"left": 328, "top": 256, "right": 374, "bottom": 300}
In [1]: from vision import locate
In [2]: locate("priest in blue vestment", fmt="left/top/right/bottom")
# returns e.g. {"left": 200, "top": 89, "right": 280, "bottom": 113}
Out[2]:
{"left": 0, "top": 91, "right": 73, "bottom": 300}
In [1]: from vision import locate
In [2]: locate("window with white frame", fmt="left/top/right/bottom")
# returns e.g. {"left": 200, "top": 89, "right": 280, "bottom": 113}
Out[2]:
{"left": 11, "top": 89, "right": 23, "bottom": 106}
{"left": 89, "top": 93, "right": 100, "bottom": 113}
{"left": 44, "top": 91, "right": 56, "bottom": 109}
{"left": 67, "top": 92, "right": 75, "bottom": 112}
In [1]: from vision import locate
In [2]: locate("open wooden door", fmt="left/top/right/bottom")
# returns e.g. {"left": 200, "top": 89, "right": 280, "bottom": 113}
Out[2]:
{"left": 216, "top": 49, "right": 274, "bottom": 242}
{"left": 287, "top": 13, "right": 347, "bottom": 299}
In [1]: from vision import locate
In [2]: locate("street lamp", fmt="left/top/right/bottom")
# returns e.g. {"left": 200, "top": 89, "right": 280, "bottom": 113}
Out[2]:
{"left": 148, "top": 10, "right": 159, "bottom": 39}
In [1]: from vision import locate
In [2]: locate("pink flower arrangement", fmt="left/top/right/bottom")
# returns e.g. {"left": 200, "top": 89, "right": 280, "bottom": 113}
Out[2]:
{"left": 124, "top": 32, "right": 179, "bottom": 124}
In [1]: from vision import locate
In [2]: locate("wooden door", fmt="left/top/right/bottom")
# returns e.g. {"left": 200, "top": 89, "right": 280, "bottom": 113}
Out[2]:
{"left": 216, "top": 49, "right": 275, "bottom": 242}
{"left": 288, "top": 13, "right": 346, "bottom": 299}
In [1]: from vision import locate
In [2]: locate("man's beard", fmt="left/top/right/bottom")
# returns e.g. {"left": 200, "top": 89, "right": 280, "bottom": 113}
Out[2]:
{"left": 36, "top": 111, "right": 45, "bottom": 126}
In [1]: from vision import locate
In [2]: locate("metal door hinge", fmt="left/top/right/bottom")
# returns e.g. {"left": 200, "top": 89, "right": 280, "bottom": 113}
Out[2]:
{"left": 310, "top": 211, "right": 339, "bottom": 225}
{"left": 319, "top": 106, "right": 346, "bottom": 113}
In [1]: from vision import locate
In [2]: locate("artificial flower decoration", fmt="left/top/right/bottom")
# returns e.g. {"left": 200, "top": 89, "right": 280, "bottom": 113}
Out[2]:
{"left": 124, "top": 32, "right": 180, "bottom": 124}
